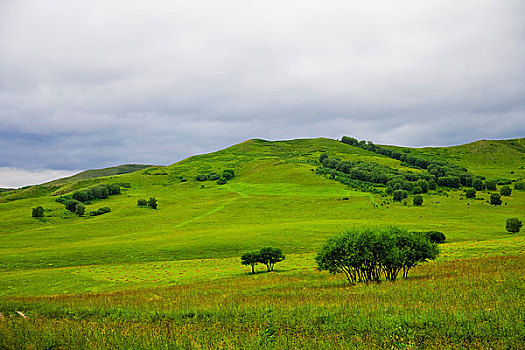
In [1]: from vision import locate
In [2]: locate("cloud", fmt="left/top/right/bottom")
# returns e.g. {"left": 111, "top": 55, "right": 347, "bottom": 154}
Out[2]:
{"left": 0, "top": 0, "right": 524, "bottom": 175}
{"left": 0, "top": 167, "right": 80, "bottom": 188}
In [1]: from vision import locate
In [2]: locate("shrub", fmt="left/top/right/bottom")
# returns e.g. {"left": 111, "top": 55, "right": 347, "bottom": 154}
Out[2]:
{"left": 393, "top": 190, "right": 407, "bottom": 202}
{"left": 472, "top": 178, "right": 484, "bottom": 191}
{"left": 148, "top": 197, "right": 158, "bottom": 209}
{"left": 505, "top": 217, "right": 522, "bottom": 234}
{"left": 465, "top": 188, "right": 476, "bottom": 199}
{"left": 75, "top": 203, "right": 85, "bottom": 217}
{"left": 65, "top": 199, "right": 81, "bottom": 212}
{"left": 500, "top": 186, "right": 512, "bottom": 196}
{"left": 485, "top": 180, "right": 497, "bottom": 191}
{"left": 195, "top": 174, "right": 208, "bottom": 182}
{"left": 32, "top": 206, "right": 44, "bottom": 218}
{"left": 207, "top": 172, "right": 220, "bottom": 181}
{"left": 514, "top": 181, "right": 525, "bottom": 190}
{"left": 137, "top": 199, "right": 148, "bottom": 207}
{"left": 413, "top": 195, "right": 423, "bottom": 206}
{"left": 90, "top": 207, "right": 111, "bottom": 216}
{"left": 216, "top": 177, "right": 227, "bottom": 185}
{"left": 423, "top": 231, "right": 446, "bottom": 244}
{"left": 222, "top": 169, "right": 235, "bottom": 180}
{"left": 490, "top": 193, "right": 502, "bottom": 206}
{"left": 412, "top": 186, "right": 422, "bottom": 195}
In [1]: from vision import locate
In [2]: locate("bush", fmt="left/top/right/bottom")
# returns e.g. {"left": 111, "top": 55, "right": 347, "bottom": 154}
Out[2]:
{"left": 500, "top": 186, "right": 512, "bottom": 196}
{"left": 148, "top": 197, "right": 158, "bottom": 209}
{"left": 137, "top": 199, "right": 147, "bottom": 207}
{"left": 472, "top": 178, "right": 484, "bottom": 191}
{"left": 514, "top": 181, "right": 525, "bottom": 190}
{"left": 216, "top": 177, "right": 227, "bottom": 185}
{"left": 465, "top": 188, "right": 476, "bottom": 199}
{"left": 32, "top": 206, "right": 44, "bottom": 218}
{"left": 65, "top": 199, "right": 81, "bottom": 212}
{"left": 207, "top": 172, "right": 220, "bottom": 181}
{"left": 505, "top": 217, "right": 522, "bottom": 234}
{"left": 316, "top": 227, "right": 438, "bottom": 284}
{"left": 490, "top": 193, "right": 502, "bottom": 206}
{"left": 90, "top": 207, "right": 111, "bottom": 216}
{"left": 393, "top": 190, "right": 407, "bottom": 202}
{"left": 413, "top": 195, "right": 423, "bottom": 206}
{"left": 423, "top": 231, "right": 446, "bottom": 244}
{"left": 75, "top": 203, "right": 85, "bottom": 217}
{"left": 195, "top": 174, "right": 208, "bottom": 182}
{"left": 412, "top": 186, "right": 422, "bottom": 195}
{"left": 485, "top": 180, "right": 497, "bottom": 191}
{"left": 222, "top": 169, "right": 235, "bottom": 180}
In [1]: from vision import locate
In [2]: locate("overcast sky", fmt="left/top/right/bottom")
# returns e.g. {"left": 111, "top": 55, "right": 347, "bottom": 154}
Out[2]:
{"left": 1, "top": 0, "right": 524, "bottom": 187}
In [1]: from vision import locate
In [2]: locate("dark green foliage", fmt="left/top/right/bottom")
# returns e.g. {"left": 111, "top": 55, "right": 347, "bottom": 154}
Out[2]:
{"left": 195, "top": 174, "right": 208, "bottom": 182}
{"left": 341, "top": 136, "right": 358, "bottom": 146}
{"left": 89, "top": 207, "right": 111, "bottom": 216}
{"left": 428, "top": 180, "right": 437, "bottom": 191}
{"left": 485, "top": 180, "right": 497, "bottom": 191}
{"left": 216, "top": 177, "right": 227, "bottom": 185}
{"left": 207, "top": 173, "right": 220, "bottom": 181}
{"left": 75, "top": 203, "right": 85, "bottom": 217}
{"left": 148, "top": 197, "right": 158, "bottom": 209}
{"left": 421, "top": 231, "right": 446, "bottom": 244}
{"left": 472, "top": 178, "right": 484, "bottom": 191}
{"left": 316, "top": 227, "right": 438, "bottom": 284}
{"left": 180, "top": 177, "right": 187, "bottom": 182}
{"left": 416, "top": 179, "right": 429, "bottom": 193}
{"left": 490, "top": 193, "right": 502, "bottom": 206}
{"left": 514, "top": 181, "right": 525, "bottom": 190}
{"left": 437, "top": 176, "right": 460, "bottom": 189}
{"left": 137, "top": 199, "right": 148, "bottom": 207}
{"left": 240, "top": 251, "right": 260, "bottom": 274}
{"left": 119, "top": 182, "right": 131, "bottom": 188}
{"left": 71, "top": 184, "right": 121, "bottom": 204}
{"left": 500, "top": 186, "right": 512, "bottom": 196}
{"left": 319, "top": 152, "right": 328, "bottom": 163}
{"left": 65, "top": 199, "right": 81, "bottom": 212}
{"left": 505, "top": 217, "right": 522, "bottom": 234}
{"left": 413, "top": 195, "right": 423, "bottom": 206}
{"left": 412, "top": 186, "right": 422, "bottom": 195}
{"left": 393, "top": 190, "right": 407, "bottom": 202}
{"left": 222, "top": 169, "right": 235, "bottom": 180}
{"left": 257, "top": 247, "right": 285, "bottom": 272}
{"left": 32, "top": 206, "right": 44, "bottom": 218}
{"left": 465, "top": 188, "right": 476, "bottom": 199}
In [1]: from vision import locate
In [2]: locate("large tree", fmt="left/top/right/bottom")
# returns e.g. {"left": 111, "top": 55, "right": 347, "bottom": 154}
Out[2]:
{"left": 241, "top": 251, "right": 260, "bottom": 274}
{"left": 257, "top": 247, "right": 285, "bottom": 272}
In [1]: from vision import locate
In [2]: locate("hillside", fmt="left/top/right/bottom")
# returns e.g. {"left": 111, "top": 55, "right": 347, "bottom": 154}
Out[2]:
{"left": 44, "top": 164, "right": 154, "bottom": 186}
{"left": 0, "top": 136, "right": 523, "bottom": 296}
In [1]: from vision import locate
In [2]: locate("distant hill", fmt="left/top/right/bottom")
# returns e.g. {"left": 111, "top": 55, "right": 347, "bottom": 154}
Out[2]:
{"left": 43, "top": 164, "right": 154, "bottom": 186}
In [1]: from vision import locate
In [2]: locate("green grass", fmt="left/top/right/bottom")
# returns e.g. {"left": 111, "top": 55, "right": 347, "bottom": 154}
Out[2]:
{"left": 0, "top": 137, "right": 524, "bottom": 348}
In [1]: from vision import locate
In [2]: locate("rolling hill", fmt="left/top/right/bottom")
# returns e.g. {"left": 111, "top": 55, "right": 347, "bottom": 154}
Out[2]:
{"left": 0, "top": 137, "right": 523, "bottom": 349}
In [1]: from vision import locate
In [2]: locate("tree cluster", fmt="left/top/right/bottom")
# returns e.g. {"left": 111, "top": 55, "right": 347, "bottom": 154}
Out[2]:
{"left": 241, "top": 247, "right": 285, "bottom": 273}
{"left": 196, "top": 169, "right": 235, "bottom": 185}
{"left": 316, "top": 226, "right": 438, "bottom": 284}
{"left": 55, "top": 183, "right": 122, "bottom": 217}
{"left": 137, "top": 197, "right": 157, "bottom": 209}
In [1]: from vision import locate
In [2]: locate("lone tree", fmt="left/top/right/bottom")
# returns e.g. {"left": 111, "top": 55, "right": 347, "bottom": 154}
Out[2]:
{"left": 32, "top": 206, "right": 44, "bottom": 218}
{"left": 506, "top": 218, "right": 523, "bottom": 234}
{"left": 148, "top": 197, "right": 158, "bottom": 209}
{"left": 500, "top": 186, "right": 512, "bottom": 196}
{"left": 490, "top": 193, "right": 502, "bottom": 206}
{"left": 257, "top": 247, "right": 285, "bottom": 272}
{"left": 413, "top": 195, "right": 423, "bottom": 206}
{"left": 241, "top": 251, "right": 260, "bottom": 274}
{"left": 137, "top": 199, "right": 148, "bottom": 207}
{"left": 465, "top": 188, "right": 476, "bottom": 199}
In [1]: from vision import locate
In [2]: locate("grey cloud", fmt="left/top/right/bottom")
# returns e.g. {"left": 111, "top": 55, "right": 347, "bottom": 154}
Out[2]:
{"left": 0, "top": 0, "right": 524, "bottom": 185}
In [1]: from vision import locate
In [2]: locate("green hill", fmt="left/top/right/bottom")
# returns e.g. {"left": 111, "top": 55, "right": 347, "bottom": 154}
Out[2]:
{"left": 44, "top": 164, "right": 154, "bottom": 186}
{"left": 0, "top": 137, "right": 523, "bottom": 349}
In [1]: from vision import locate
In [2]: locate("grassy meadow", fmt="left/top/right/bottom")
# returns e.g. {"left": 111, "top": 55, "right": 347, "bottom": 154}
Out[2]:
{"left": 0, "top": 137, "right": 524, "bottom": 348}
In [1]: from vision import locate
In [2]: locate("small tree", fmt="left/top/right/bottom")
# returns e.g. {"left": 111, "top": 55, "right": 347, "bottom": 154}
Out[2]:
{"left": 500, "top": 186, "right": 512, "bottom": 196}
{"left": 32, "top": 206, "right": 44, "bottom": 218}
{"left": 257, "top": 247, "right": 285, "bottom": 272}
{"left": 490, "top": 193, "right": 502, "bottom": 206}
{"left": 472, "top": 178, "right": 484, "bottom": 191}
{"left": 148, "top": 197, "right": 158, "bottom": 209}
{"left": 137, "top": 199, "right": 147, "bottom": 207}
{"left": 413, "top": 195, "right": 423, "bottom": 206}
{"left": 393, "top": 190, "right": 407, "bottom": 202}
{"left": 514, "top": 181, "right": 525, "bottom": 190}
{"left": 75, "top": 203, "right": 85, "bottom": 217}
{"left": 505, "top": 218, "right": 522, "bottom": 234}
{"left": 241, "top": 251, "right": 260, "bottom": 274}
{"left": 485, "top": 180, "right": 497, "bottom": 191}
{"left": 465, "top": 188, "right": 476, "bottom": 199}
{"left": 65, "top": 199, "right": 81, "bottom": 212}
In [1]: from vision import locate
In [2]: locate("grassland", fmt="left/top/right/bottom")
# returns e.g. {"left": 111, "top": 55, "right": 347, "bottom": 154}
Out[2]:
{"left": 0, "top": 137, "right": 524, "bottom": 348}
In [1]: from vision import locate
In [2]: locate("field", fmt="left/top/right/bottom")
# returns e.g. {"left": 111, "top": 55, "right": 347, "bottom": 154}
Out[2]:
{"left": 0, "top": 137, "right": 524, "bottom": 348}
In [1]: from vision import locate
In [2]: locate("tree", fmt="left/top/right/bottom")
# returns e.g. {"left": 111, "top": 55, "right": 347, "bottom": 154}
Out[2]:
{"left": 75, "top": 203, "right": 85, "bottom": 217}
{"left": 257, "top": 247, "right": 285, "bottom": 272}
{"left": 485, "top": 180, "right": 497, "bottom": 191}
{"left": 412, "top": 186, "right": 422, "bottom": 195}
{"left": 65, "top": 199, "right": 81, "bottom": 212}
{"left": 393, "top": 190, "right": 407, "bottom": 202}
{"left": 413, "top": 195, "right": 423, "bottom": 206}
{"left": 148, "top": 197, "right": 158, "bottom": 209}
{"left": 137, "top": 199, "right": 147, "bottom": 207}
{"left": 422, "top": 231, "right": 446, "bottom": 244}
{"left": 217, "top": 177, "right": 227, "bottom": 185}
{"left": 472, "top": 178, "right": 484, "bottom": 191}
{"left": 465, "top": 188, "right": 476, "bottom": 199}
{"left": 32, "top": 206, "right": 44, "bottom": 218}
{"left": 490, "top": 193, "right": 502, "bottom": 206}
{"left": 500, "top": 186, "right": 512, "bottom": 196}
{"left": 222, "top": 169, "right": 235, "bottom": 180}
{"left": 241, "top": 251, "right": 260, "bottom": 274}
{"left": 514, "top": 181, "right": 525, "bottom": 190}
{"left": 505, "top": 218, "right": 522, "bottom": 234}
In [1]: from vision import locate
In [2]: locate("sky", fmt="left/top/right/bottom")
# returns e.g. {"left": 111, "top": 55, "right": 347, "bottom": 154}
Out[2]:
{"left": 1, "top": 0, "right": 524, "bottom": 188}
